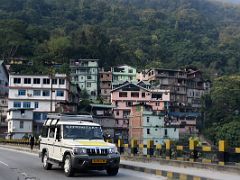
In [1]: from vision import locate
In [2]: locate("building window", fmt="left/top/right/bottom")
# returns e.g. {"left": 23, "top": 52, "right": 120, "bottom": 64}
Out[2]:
{"left": 52, "top": 79, "right": 57, "bottom": 84}
{"left": 43, "top": 78, "right": 50, "bottom": 84}
{"left": 13, "top": 102, "right": 21, "bottom": 108}
{"left": 147, "top": 129, "right": 150, "bottom": 134}
{"left": 23, "top": 102, "right": 31, "bottom": 108}
{"left": 156, "top": 102, "right": 160, "bottom": 106}
{"left": 87, "top": 82, "right": 91, "bottom": 87}
{"left": 59, "top": 79, "right": 65, "bottom": 85}
{"left": 18, "top": 90, "right": 26, "bottom": 96}
{"left": 33, "top": 90, "right": 41, "bottom": 96}
{"left": 131, "top": 92, "right": 139, "bottom": 98}
{"left": 56, "top": 90, "right": 64, "bottom": 97}
{"left": 119, "top": 92, "right": 127, "bottom": 97}
{"left": 42, "top": 90, "right": 50, "bottom": 96}
{"left": 126, "top": 101, "right": 132, "bottom": 107}
{"left": 34, "top": 102, "right": 39, "bottom": 109}
{"left": 116, "top": 111, "right": 119, "bottom": 116}
{"left": 147, "top": 117, "right": 149, "bottom": 123}
{"left": 13, "top": 78, "right": 21, "bottom": 84}
{"left": 128, "top": 69, "right": 133, "bottom": 73}
{"left": 165, "top": 129, "right": 168, "bottom": 136}
{"left": 87, "top": 76, "right": 91, "bottom": 79}
{"left": 33, "top": 78, "right": 40, "bottom": 84}
{"left": 91, "top": 91, "right": 96, "bottom": 96}
{"left": 24, "top": 78, "right": 31, "bottom": 84}
{"left": 20, "top": 121, "right": 24, "bottom": 129}
{"left": 142, "top": 93, "right": 145, "bottom": 98}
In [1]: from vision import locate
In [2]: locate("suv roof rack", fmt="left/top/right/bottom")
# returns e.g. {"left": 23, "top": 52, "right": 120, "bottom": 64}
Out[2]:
{"left": 44, "top": 113, "right": 93, "bottom": 126}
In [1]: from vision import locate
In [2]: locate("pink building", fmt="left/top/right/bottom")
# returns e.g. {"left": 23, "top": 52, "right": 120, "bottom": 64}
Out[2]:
{"left": 111, "top": 82, "right": 170, "bottom": 141}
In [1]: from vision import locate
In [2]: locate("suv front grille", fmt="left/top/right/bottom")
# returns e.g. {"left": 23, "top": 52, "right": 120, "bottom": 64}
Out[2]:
{"left": 87, "top": 148, "right": 109, "bottom": 156}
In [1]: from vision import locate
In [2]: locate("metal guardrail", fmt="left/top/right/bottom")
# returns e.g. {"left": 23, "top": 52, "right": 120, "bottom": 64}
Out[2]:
{"left": 116, "top": 139, "right": 240, "bottom": 166}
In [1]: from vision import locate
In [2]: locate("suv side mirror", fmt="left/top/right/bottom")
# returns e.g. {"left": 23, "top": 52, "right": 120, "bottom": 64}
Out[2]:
{"left": 103, "top": 133, "right": 111, "bottom": 142}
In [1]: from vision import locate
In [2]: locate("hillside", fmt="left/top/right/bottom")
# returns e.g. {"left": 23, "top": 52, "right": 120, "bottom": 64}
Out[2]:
{"left": 1, "top": 0, "right": 240, "bottom": 77}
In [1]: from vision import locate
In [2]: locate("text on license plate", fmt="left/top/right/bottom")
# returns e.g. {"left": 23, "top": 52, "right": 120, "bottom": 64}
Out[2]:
{"left": 92, "top": 159, "right": 107, "bottom": 163}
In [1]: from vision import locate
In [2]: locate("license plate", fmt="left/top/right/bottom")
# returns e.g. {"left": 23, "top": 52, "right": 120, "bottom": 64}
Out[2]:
{"left": 92, "top": 159, "right": 107, "bottom": 164}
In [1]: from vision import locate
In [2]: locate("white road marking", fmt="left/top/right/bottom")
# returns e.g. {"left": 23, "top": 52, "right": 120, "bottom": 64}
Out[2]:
{"left": 0, "top": 160, "right": 9, "bottom": 167}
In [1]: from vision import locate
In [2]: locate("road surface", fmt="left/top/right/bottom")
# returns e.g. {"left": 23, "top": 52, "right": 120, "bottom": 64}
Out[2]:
{"left": 0, "top": 147, "right": 165, "bottom": 180}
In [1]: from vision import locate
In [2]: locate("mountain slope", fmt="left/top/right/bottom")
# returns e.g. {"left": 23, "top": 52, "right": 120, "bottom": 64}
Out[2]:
{"left": 1, "top": 0, "right": 240, "bottom": 77}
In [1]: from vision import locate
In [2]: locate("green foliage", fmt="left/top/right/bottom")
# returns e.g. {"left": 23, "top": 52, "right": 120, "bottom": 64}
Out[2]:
{"left": 203, "top": 75, "right": 240, "bottom": 146}
{"left": 0, "top": 0, "right": 240, "bottom": 75}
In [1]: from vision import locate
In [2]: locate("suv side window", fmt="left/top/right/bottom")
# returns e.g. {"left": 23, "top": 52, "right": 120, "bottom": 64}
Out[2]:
{"left": 56, "top": 126, "right": 61, "bottom": 140}
{"left": 49, "top": 127, "right": 55, "bottom": 138}
{"left": 41, "top": 126, "right": 49, "bottom": 138}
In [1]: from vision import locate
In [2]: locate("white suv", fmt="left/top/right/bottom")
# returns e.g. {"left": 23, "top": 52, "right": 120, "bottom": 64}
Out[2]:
{"left": 39, "top": 114, "right": 120, "bottom": 177}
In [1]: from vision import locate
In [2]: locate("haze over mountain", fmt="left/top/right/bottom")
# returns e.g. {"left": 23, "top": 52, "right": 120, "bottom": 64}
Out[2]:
{"left": 215, "top": 0, "right": 240, "bottom": 4}
{"left": 1, "top": 0, "right": 240, "bottom": 77}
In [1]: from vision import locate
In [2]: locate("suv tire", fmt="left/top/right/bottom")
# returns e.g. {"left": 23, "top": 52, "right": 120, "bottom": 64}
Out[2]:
{"left": 64, "top": 155, "right": 74, "bottom": 177}
{"left": 43, "top": 152, "right": 52, "bottom": 170}
{"left": 106, "top": 167, "right": 119, "bottom": 176}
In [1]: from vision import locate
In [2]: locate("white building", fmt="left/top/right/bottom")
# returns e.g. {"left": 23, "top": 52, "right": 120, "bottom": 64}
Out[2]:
{"left": 7, "top": 108, "right": 33, "bottom": 139}
{"left": 70, "top": 59, "right": 98, "bottom": 100}
{"left": 8, "top": 74, "right": 71, "bottom": 133}
{"left": 0, "top": 60, "right": 9, "bottom": 137}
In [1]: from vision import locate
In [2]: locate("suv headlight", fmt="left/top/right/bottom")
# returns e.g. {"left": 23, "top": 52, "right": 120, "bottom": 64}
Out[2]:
{"left": 109, "top": 146, "right": 118, "bottom": 154}
{"left": 73, "top": 147, "right": 87, "bottom": 155}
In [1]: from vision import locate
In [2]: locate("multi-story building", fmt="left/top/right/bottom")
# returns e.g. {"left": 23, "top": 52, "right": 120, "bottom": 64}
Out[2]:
{"left": 136, "top": 68, "right": 210, "bottom": 135}
{"left": 129, "top": 104, "right": 179, "bottom": 146}
{"left": 112, "top": 65, "right": 137, "bottom": 89}
{"left": 99, "top": 68, "right": 112, "bottom": 103}
{"left": 90, "top": 104, "right": 116, "bottom": 141}
{"left": 146, "top": 69, "right": 187, "bottom": 109}
{"left": 70, "top": 59, "right": 98, "bottom": 100}
{"left": 0, "top": 60, "right": 9, "bottom": 137}
{"left": 8, "top": 74, "right": 74, "bottom": 134}
{"left": 186, "top": 69, "right": 205, "bottom": 111}
{"left": 7, "top": 108, "right": 33, "bottom": 139}
{"left": 111, "top": 82, "right": 170, "bottom": 141}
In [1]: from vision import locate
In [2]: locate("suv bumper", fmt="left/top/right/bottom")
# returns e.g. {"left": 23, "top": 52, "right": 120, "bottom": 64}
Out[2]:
{"left": 71, "top": 153, "right": 120, "bottom": 170}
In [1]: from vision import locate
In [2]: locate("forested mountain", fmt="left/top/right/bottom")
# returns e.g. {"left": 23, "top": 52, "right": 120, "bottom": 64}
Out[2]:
{"left": 1, "top": 0, "right": 240, "bottom": 76}
{"left": 214, "top": 0, "right": 240, "bottom": 4}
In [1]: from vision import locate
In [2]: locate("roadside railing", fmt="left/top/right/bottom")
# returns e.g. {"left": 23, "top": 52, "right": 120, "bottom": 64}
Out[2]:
{"left": 0, "top": 139, "right": 40, "bottom": 147}
{"left": 115, "top": 139, "right": 240, "bottom": 166}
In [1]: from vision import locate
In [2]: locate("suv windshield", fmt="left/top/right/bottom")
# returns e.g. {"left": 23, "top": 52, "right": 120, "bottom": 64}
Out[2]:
{"left": 63, "top": 125, "right": 103, "bottom": 140}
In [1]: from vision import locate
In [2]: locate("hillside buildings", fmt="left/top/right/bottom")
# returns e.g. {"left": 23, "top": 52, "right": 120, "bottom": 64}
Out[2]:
{"left": 129, "top": 104, "right": 179, "bottom": 145}
{"left": 7, "top": 108, "right": 33, "bottom": 139}
{"left": 111, "top": 82, "right": 170, "bottom": 141}
{"left": 112, "top": 65, "right": 137, "bottom": 89}
{"left": 90, "top": 104, "right": 116, "bottom": 140}
{"left": 70, "top": 59, "right": 98, "bottom": 100}
{"left": 99, "top": 68, "right": 112, "bottom": 103}
{"left": 8, "top": 74, "right": 77, "bottom": 134}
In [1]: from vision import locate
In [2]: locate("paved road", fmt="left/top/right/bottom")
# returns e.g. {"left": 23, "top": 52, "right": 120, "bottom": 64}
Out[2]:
{"left": 0, "top": 147, "right": 165, "bottom": 180}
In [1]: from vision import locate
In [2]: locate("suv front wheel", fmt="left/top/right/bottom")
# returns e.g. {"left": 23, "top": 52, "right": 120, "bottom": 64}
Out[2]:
{"left": 43, "top": 152, "right": 52, "bottom": 170}
{"left": 106, "top": 167, "right": 119, "bottom": 176}
{"left": 64, "top": 155, "right": 75, "bottom": 177}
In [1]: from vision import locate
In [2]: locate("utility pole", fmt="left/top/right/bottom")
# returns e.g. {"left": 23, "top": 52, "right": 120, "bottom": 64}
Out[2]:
{"left": 50, "top": 74, "right": 53, "bottom": 113}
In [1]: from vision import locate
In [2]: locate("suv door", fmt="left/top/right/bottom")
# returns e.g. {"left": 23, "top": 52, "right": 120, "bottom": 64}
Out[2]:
{"left": 53, "top": 125, "right": 62, "bottom": 161}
